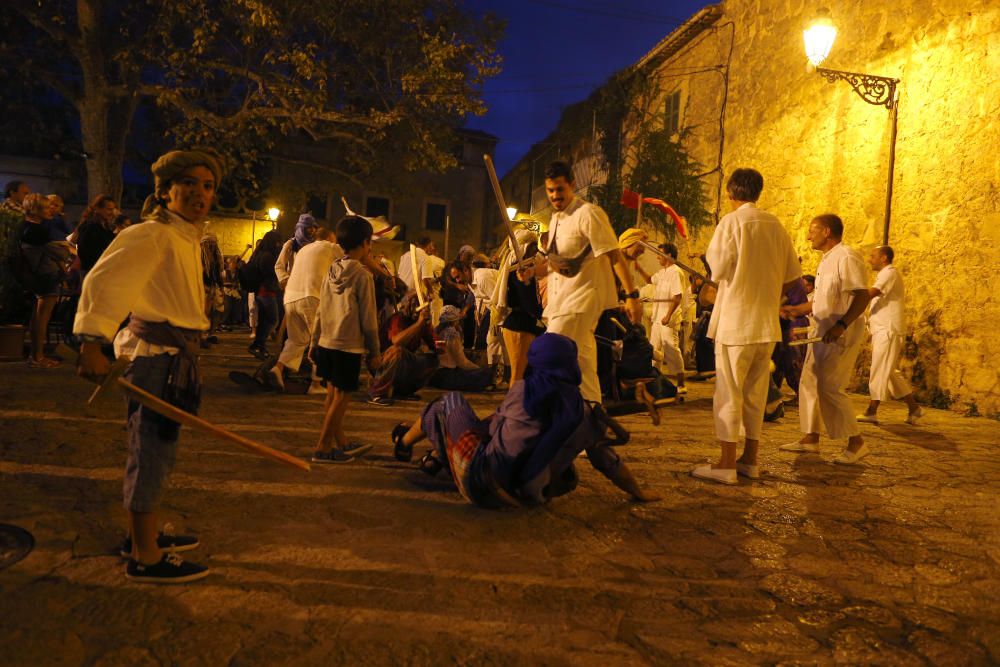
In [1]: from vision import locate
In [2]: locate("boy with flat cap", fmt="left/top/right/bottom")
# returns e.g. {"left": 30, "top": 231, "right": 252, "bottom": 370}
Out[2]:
{"left": 75, "top": 148, "right": 224, "bottom": 583}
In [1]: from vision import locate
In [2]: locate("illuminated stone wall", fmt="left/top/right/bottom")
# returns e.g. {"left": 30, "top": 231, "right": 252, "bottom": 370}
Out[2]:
{"left": 631, "top": 0, "right": 1000, "bottom": 413}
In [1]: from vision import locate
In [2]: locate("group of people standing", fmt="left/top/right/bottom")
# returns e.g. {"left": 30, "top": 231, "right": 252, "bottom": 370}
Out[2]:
{"left": 52, "top": 147, "right": 921, "bottom": 584}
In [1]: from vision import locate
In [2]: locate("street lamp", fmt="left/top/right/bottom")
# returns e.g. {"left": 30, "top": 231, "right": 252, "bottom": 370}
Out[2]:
{"left": 804, "top": 8, "right": 900, "bottom": 244}
{"left": 506, "top": 206, "right": 518, "bottom": 221}
{"left": 267, "top": 207, "right": 281, "bottom": 222}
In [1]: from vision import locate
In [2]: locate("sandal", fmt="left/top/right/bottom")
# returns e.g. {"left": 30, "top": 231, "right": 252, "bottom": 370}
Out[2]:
{"left": 418, "top": 450, "right": 443, "bottom": 477}
{"left": 27, "top": 357, "right": 61, "bottom": 369}
{"left": 392, "top": 423, "right": 413, "bottom": 462}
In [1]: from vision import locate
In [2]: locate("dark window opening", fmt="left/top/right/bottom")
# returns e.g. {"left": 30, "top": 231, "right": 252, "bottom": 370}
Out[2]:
{"left": 425, "top": 203, "right": 448, "bottom": 231}
{"left": 365, "top": 196, "right": 390, "bottom": 219}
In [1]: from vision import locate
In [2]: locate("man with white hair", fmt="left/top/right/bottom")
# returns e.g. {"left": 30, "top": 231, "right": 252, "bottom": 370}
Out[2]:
{"left": 857, "top": 245, "right": 923, "bottom": 425}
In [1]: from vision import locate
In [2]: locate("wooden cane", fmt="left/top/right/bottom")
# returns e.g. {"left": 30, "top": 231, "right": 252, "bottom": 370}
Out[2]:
{"left": 118, "top": 379, "right": 311, "bottom": 472}
{"left": 789, "top": 336, "right": 823, "bottom": 347}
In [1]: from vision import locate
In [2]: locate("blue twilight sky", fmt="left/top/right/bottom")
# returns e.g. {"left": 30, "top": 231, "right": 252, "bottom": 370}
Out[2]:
{"left": 465, "top": 0, "right": 715, "bottom": 177}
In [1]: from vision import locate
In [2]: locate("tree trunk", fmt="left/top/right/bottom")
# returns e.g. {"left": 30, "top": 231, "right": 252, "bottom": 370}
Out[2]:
{"left": 79, "top": 95, "right": 122, "bottom": 203}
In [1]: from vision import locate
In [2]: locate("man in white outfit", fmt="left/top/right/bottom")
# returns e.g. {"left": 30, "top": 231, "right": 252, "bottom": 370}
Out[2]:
{"left": 536, "top": 161, "right": 643, "bottom": 403}
{"left": 857, "top": 245, "right": 923, "bottom": 424}
{"left": 779, "top": 214, "right": 871, "bottom": 464}
{"left": 649, "top": 242, "right": 689, "bottom": 395}
{"left": 270, "top": 226, "right": 342, "bottom": 392}
{"left": 397, "top": 237, "right": 436, "bottom": 294}
{"left": 692, "top": 169, "right": 800, "bottom": 485}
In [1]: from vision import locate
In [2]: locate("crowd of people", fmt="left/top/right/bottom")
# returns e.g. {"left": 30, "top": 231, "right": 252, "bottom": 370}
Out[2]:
{"left": 2, "top": 153, "right": 924, "bottom": 584}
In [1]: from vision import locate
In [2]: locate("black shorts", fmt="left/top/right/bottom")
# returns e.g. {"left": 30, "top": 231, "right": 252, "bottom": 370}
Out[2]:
{"left": 313, "top": 347, "right": 362, "bottom": 391}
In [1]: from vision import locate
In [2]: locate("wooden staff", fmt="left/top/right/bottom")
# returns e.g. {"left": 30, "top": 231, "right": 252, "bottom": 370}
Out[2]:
{"left": 118, "top": 379, "right": 311, "bottom": 472}
{"left": 788, "top": 336, "right": 823, "bottom": 347}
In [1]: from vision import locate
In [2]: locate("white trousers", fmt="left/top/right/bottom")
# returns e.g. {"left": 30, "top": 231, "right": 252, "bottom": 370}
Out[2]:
{"left": 651, "top": 322, "right": 684, "bottom": 376}
{"left": 799, "top": 323, "right": 864, "bottom": 439}
{"left": 868, "top": 329, "right": 911, "bottom": 401}
{"left": 713, "top": 341, "right": 772, "bottom": 442}
{"left": 546, "top": 311, "right": 601, "bottom": 403}
{"left": 277, "top": 297, "right": 319, "bottom": 372}
{"left": 248, "top": 292, "right": 258, "bottom": 328}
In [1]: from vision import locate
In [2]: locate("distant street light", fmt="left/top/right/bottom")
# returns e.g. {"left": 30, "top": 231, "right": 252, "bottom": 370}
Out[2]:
{"left": 506, "top": 206, "right": 518, "bottom": 221}
{"left": 267, "top": 207, "right": 281, "bottom": 222}
{"left": 804, "top": 8, "right": 900, "bottom": 244}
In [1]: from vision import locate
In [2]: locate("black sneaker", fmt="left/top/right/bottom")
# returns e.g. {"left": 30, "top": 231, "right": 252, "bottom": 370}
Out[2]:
{"left": 119, "top": 532, "right": 200, "bottom": 558}
{"left": 311, "top": 449, "right": 355, "bottom": 463}
{"left": 126, "top": 553, "right": 209, "bottom": 584}
{"left": 248, "top": 345, "right": 269, "bottom": 360}
{"left": 366, "top": 396, "right": 394, "bottom": 407}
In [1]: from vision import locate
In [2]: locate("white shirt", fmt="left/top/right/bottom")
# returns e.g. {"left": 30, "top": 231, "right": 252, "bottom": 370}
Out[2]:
{"left": 651, "top": 265, "right": 683, "bottom": 327}
{"left": 812, "top": 242, "right": 868, "bottom": 332}
{"left": 75, "top": 210, "right": 209, "bottom": 343}
{"left": 275, "top": 238, "right": 295, "bottom": 289}
{"left": 869, "top": 264, "right": 905, "bottom": 334}
{"left": 398, "top": 247, "right": 433, "bottom": 292}
{"left": 283, "top": 240, "right": 343, "bottom": 305}
{"left": 543, "top": 197, "right": 619, "bottom": 319}
{"left": 472, "top": 267, "right": 498, "bottom": 307}
{"left": 707, "top": 203, "right": 800, "bottom": 345}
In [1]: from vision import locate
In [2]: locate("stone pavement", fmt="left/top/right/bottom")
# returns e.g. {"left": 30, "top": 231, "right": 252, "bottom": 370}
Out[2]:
{"left": 1, "top": 332, "right": 998, "bottom": 666}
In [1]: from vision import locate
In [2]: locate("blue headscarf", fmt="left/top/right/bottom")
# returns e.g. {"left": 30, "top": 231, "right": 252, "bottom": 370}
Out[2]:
{"left": 519, "top": 333, "right": 585, "bottom": 485}
{"left": 292, "top": 214, "right": 318, "bottom": 251}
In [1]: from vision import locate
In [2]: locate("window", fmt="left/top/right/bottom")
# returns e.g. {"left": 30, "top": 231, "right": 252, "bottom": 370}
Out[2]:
{"left": 664, "top": 90, "right": 682, "bottom": 136}
{"left": 425, "top": 202, "right": 448, "bottom": 231}
{"left": 306, "top": 193, "right": 327, "bottom": 220}
{"left": 365, "top": 196, "right": 390, "bottom": 218}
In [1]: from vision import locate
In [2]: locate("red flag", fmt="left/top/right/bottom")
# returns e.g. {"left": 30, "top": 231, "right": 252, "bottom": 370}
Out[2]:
{"left": 640, "top": 196, "right": 688, "bottom": 239}
{"left": 620, "top": 188, "right": 641, "bottom": 210}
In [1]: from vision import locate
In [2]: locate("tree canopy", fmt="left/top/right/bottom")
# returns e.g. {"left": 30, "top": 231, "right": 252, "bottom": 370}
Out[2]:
{"left": 1, "top": 0, "right": 503, "bottom": 201}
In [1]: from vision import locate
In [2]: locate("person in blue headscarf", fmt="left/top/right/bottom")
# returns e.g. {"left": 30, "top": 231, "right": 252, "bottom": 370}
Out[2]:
{"left": 275, "top": 213, "right": 320, "bottom": 289}
{"left": 390, "top": 333, "right": 660, "bottom": 507}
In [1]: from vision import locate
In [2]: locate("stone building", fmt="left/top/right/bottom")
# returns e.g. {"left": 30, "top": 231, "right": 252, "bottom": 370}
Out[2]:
{"left": 502, "top": 0, "right": 1000, "bottom": 413}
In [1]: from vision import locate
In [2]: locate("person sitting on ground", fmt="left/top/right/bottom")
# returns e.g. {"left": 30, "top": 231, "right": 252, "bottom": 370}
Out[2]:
{"left": 428, "top": 305, "right": 495, "bottom": 392}
{"left": 309, "top": 215, "right": 381, "bottom": 463}
{"left": 390, "top": 333, "right": 660, "bottom": 507}
{"left": 366, "top": 291, "right": 438, "bottom": 406}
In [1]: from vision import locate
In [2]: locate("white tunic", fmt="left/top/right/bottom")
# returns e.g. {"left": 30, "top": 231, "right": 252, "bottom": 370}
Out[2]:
{"left": 283, "top": 240, "right": 343, "bottom": 305}
{"left": 812, "top": 242, "right": 868, "bottom": 332}
{"left": 706, "top": 203, "right": 800, "bottom": 345}
{"left": 398, "top": 247, "right": 433, "bottom": 292}
{"left": 542, "top": 197, "right": 619, "bottom": 320}
{"left": 650, "top": 265, "right": 683, "bottom": 327}
{"left": 869, "top": 264, "right": 905, "bottom": 334}
{"left": 74, "top": 210, "right": 209, "bottom": 345}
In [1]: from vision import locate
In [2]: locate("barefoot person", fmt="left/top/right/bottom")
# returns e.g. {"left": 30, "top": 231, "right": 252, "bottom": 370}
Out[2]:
{"left": 74, "top": 149, "right": 225, "bottom": 583}
{"left": 857, "top": 245, "right": 923, "bottom": 424}
{"left": 692, "top": 169, "right": 800, "bottom": 485}
{"left": 779, "top": 214, "right": 871, "bottom": 464}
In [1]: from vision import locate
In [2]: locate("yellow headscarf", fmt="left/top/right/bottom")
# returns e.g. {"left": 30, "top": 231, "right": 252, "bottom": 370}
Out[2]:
{"left": 618, "top": 227, "right": 646, "bottom": 250}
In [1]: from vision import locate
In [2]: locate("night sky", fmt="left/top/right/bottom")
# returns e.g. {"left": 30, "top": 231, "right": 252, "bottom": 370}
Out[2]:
{"left": 465, "top": 0, "right": 715, "bottom": 177}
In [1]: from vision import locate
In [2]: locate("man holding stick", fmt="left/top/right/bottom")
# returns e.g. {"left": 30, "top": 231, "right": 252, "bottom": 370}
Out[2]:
{"left": 779, "top": 214, "right": 871, "bottom": 464}
{"left": 75, "top": 149, "right": 224, "bottom": 583}
{"left": 534, "top": 161, "right": 643, "bottom": 403}
{"left": 692, "top": 169, "right": 800, "bottom": 485}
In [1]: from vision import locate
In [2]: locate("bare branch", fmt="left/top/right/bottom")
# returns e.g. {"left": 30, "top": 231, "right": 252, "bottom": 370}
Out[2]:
{"left": 262, "top": 154, "right": 363, "bottom": 186}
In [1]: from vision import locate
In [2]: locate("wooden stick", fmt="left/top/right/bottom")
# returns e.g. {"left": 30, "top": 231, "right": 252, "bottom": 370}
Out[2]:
{"left": 88, "top": 356, "right": 130, "bottom": 405}
{"left": 789, "top": 336, "right": 823, "bottom": 347}
{"left": 118, "top": 379, "right": 311, "bottom": 472}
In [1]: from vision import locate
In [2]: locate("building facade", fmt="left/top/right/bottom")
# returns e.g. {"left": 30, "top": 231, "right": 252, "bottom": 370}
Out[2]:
{"left": 502, "top": 0, "right": 1000, "bottom": 413}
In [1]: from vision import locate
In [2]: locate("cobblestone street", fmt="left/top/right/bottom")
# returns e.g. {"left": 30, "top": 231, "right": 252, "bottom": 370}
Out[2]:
{"left": 1, "top": 333, "right": 998, "bottom": 666}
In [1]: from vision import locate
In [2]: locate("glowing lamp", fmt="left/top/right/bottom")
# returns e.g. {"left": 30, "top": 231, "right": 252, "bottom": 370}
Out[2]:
{"left": 267, "top": 207, "right": 281, "bottom": 221}
{"left": 803, "top": 9, "right": 837, "bottom": 67}
{"left": 506, "top": 207, "right": 518, "bottom": 220}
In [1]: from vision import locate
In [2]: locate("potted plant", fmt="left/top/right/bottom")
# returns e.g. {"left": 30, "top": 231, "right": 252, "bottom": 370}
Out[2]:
{"left": 0, "top": 207, "right": 30, "bottom": 360}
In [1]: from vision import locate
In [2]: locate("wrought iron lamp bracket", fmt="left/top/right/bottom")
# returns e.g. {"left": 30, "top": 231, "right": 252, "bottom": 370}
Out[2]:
{"left": 816, "top": 67, "right": 899, "bottom": 109}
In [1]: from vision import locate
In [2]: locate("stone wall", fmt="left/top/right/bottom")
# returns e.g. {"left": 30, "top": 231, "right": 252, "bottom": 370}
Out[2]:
{"left": 503, "top": 0, "right": 1000, "bottom": 413}
{"left": 713, "top": 0, "right": 1000, "bottom": 413}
